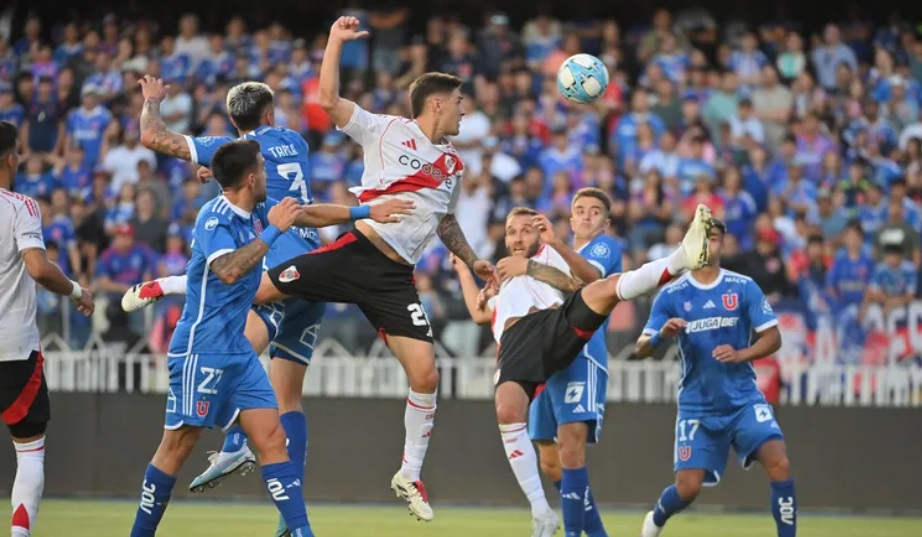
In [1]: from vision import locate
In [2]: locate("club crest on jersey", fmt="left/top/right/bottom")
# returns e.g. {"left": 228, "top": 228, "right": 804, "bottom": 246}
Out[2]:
{"left": 684, "top": 301, "right": 692, "bottom": 312}
{"left": 254, "top": 220, "right": 263, "bottom": 235}
{"left": 278, "top": 266, "right": 300, "bottom": 283}
{"left": 722, "top": 293, "right": 739, "bottom": 311}
{"left": 205, "top": 217, "right": 219, "bottom": 231}
{"left": 678, "top": 446, "right": 692, "bottom": 461}
{"left": 445, "top": 155, "right": 456, "bottom": 174}
{"left": 590, "top": 242, "right": 610, "bottom": 258}
{"left": 196, "top": 401, "right": 210, "bottom": 417}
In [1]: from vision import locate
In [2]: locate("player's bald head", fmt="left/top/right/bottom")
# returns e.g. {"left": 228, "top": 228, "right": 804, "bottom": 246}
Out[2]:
{"left": 227, "top": 82, "right": 275, "bottom": 132}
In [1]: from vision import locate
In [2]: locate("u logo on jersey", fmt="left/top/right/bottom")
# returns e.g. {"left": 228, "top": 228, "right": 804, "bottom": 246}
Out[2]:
{"left": 722, "top": 293, "right": 739, "bottom": 311}
{"left": 678, "top": 446, "right": 692, "bottom": 461}
{"left": 196, "top": 401, "right": 210, "bottom": 417}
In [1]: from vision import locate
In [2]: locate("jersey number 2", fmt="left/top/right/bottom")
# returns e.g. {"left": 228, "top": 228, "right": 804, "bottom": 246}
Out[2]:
{"left": 277, "top": 163, "right": 307, "bottom": 201}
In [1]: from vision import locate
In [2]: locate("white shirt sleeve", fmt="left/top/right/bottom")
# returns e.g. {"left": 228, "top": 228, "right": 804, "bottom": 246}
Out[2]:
{"left": 337, "top": 104, "right": 395, "bottom": 147}
{"left": 14, "top": 198, "right": 45, "bottom": 252}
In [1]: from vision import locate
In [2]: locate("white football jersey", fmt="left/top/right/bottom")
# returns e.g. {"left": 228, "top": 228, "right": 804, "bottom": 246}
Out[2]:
{"left": 489, "top": 245, "right": 572, "bottom": 343}
{"left": 339, "top": 104, "right": 464, "bottom": 265}
{"left": 0, "top": 189, "right": 44, "bottom": 362}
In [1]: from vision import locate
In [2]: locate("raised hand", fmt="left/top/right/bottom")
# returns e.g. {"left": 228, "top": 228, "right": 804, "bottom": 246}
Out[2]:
{"left": 138, "top": 75, "right": 168, "bottom": 101}
{"left": 369, "top": 199, "right": 415, "bottom": 223}
{"left": 329, "top": 16, "right": 370, "bottom": 43}
{"left": 532, "top": 214, "right": 558, "bottom": 245}
{"left": 197, "top": 166, "right": 213, "bottom": 184}
{"left": 267, "top": 198, "right": 301, "bottom": 233}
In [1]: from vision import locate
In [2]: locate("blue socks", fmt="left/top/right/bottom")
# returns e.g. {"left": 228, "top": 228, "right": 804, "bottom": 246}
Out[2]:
{"left": 280, "top": 411, "right": 308, "bottom": 473}
{"left": 652, "top": 485, "right": 692, "bottom": 527}
{"left": 771, "top": 479, "right": 797, "bottom": 537}
{"left": 262, "top": 461, "right": 313, "bottom": 537}
{"left": 221, "top": 424, "right": 247, "bottom": 453}
{"left": 561, "top": 468, "right": 588, "bottom": 536}
{"left": 556, "top": 470, "right": 608, "bottom": 537}
{"left": 129, "top": 463, "right": 177, "bottom": 537}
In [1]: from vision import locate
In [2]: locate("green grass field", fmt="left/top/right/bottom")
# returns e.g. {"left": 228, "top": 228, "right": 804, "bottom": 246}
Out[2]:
{"left": 5, "top": 500, "right": 922, "bottom": 536}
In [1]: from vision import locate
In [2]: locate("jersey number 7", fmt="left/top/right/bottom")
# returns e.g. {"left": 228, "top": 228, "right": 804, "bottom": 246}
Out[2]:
{"left": 278, "top": 163, "right": 307, "bottom": 201}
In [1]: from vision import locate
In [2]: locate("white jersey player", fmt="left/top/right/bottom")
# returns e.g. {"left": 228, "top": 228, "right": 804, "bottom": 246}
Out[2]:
{"left": 251, "top": 16, "right": 497, "bottom": 522}
{"left": 0, "top": 121, "right": 94, "bottom": 537}
{"left": 452, "top": 205, "right": 714, "bottom": 536}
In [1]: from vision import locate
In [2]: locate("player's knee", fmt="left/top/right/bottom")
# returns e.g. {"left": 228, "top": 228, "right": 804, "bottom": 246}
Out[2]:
{"left": 557, "top": 440, "right": 586, "bottom": 469}
{"left": 409, "top": 366, "right": 439, "bottom": 393}
{"left": 766, "top": 453, "right": 791, "bottom": 481}
{"left": 494, "top": 399, "right": 527, "bottom": 425}
{"left": 675, "top": 473, "right": 703, "bottom": 502}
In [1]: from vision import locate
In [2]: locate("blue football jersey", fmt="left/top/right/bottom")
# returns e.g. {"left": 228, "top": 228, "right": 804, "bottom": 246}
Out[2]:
{"left": 643, "top": 269, "right": 779, "bottom": 415}
{"left": 578, "top": 234, "right": 623, "bottom": 370}
{"left": 185, "top": 126, "right": 319, "bottom": 249}
{"left": 168, "top": 196, "right": 276, "bottom": 357}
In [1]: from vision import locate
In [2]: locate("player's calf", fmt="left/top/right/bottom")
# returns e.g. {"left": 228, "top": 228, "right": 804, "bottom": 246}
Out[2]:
{"left": 758, "top": 440, "right": 797, "bottom": 537}
{"left": 11, "top": 434, "right": 45, "bottom": 537}
{"left": 131, "top": 427, "right": 202, "bottom": 537}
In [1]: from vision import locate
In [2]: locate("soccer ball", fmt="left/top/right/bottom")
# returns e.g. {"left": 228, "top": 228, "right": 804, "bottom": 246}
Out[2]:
{"left": 556, "top": 53, "right": 609, "bottom": 105}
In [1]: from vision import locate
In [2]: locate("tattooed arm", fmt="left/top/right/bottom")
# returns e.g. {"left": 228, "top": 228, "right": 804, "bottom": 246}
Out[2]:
{"left": 138, "top": 75, "right": 192, "bottom": 160}
{"left": 526, "top": 259, "right": 584, "bottom": 293}
{"left": 437, "top": 214, "right": 478, "bottom": 266}
{"left": 209, "top": 239, "right": 270, "bottom": 285}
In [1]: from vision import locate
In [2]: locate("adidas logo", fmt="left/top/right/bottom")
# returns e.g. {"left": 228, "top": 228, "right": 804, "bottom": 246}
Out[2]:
{"left": 401, "top": 139, "right": 418, "bottom": 150}
{"left": 703, "top": 300, "right": 716, "bottom": 309}
{"left": 562, "top": 492, "right": 582, "bottom": 500}
{"left": 508, "top": 449, "right": 524, "bottom": 460}
{"left": 573, "top": 404, "right": 586, "bottom": 413}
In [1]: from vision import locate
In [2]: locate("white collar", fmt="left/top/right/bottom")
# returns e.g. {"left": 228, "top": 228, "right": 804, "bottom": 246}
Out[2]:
{"left": 687, "top": 268, "right": 725, "bottom": 290}
{"left": 222, "top": 196, "right": 252, "bottom": 219}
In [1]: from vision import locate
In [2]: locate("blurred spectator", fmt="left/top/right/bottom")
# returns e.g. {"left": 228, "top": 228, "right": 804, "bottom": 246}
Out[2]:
{"left": 102, "top": 125, "right": 157, "bottom": 192}
{"left": 864, "top": 242, "right": 918, "bottom": 315}
{"left": 130, "top": 189, "right": 168, "bottom": 253}
{"left": 811, "top": 24, "right": 858, "bottom": 91}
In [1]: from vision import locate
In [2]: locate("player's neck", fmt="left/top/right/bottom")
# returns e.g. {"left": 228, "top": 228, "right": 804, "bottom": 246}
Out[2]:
{"left": 691, "top": 264, "right": 721, "bottom": 284}
{"left": 416, "top": 116, "right": 446, "bottom": 144}
{"left": 0, "top": 175, "right": 9, "bottom": 191}
{"left": 222, "top": 190, "right": 255, "bottom": 214}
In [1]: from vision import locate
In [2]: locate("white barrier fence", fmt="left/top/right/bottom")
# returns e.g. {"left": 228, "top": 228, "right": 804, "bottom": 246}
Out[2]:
{"left": 40, "top": 338, "right": 922, "bottom": 407}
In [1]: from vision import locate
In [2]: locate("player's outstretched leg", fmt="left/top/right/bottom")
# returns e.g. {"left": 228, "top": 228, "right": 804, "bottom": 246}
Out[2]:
{"left": 188, "top": 424, "right": 257, "bottom": 493}
{"left": 10, "top": 436, "right": 45, "bottom": 537}
{"left": 496, "top": 382, "right": 560, "bottom": 537}
{"left": 758, "top": 440, "right": 797, "bottom": 537}
{"left": 122, "top": 275, "right": 187, "bottom": 312}
{"left": 130, "top": 427, "right": 202, "bottom": 536}
{"left": 641, "top": 469, "right": 703, "bottom": 537}
{"left": 387, "top": 336, "right": 438, "bottom": 522}
{"left": 580, "top": 204, "right": 713, "bottom": 318}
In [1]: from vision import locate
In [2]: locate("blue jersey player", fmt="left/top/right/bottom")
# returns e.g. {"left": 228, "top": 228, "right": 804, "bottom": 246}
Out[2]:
{"left": 529, "top": 188, "right": 621, "bottom": 537}
{"left": 126, "top": 77, "right": 412, "bottom": 537}
{"left": 128, "top": 140, "right": 345, "bottom": 537}
{"left": 635, "top": 218, "right": 797, "bottom": 537}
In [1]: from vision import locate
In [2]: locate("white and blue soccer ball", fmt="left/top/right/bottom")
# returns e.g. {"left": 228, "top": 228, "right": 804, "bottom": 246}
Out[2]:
{"left": 556, "top": 53, "right": 610, "bottom": 105}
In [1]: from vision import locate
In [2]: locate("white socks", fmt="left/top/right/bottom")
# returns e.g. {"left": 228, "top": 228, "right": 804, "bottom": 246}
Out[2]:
{"left": 11, "top": 437, "right": 45, "bottom": 537}
{"left": 616, "top": 249, "right": 685, "bottom": 301}
{"left": 400, "top": 389, "right": 436, "bottom": 482}
{"left": 499, "top": 423, "right": 552, "bottom": 517}
{"left": 158, "top": 275, "right": 187, "bottom": 295}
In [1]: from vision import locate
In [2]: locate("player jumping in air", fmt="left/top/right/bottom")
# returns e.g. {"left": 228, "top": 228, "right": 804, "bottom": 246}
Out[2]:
{"left": 529, "top": 188, "right": 621, "bottom": 537}
{"left": 453, "top": 204, "right": 714, "bottom": 537}
{"left": 634, "top": 218, "right": 797, "bottom": 537}
{"left": 125, "top": 76, "right": 334, "bottom": 536}
{"left": 0, "top": 120, "right": 95, "bottom": 537}
{"left": 250, "top": 16, "right": 495, "bottom": 521}
{"left": 127, "top": 140, "right": 409, "bottom": 537}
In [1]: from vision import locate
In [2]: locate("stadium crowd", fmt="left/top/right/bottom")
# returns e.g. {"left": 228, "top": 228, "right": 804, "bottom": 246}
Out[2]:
{"left": 3, "top": 7, "right": 922, "bottom": 357}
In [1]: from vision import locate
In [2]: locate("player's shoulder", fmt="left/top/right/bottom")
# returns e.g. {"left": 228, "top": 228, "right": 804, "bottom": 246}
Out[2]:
{"left": 197, "top": 197, "right": 235, "bottom": 227}
{"left": 587, "top": 234, "right": 622, "bottom": 257}
{"left": 721, "top": 269, "right": 753, "bottom": 286}
{"left": 0, "top": 189, "right": 40, "bottom": 218}
{"left": 660, "top": 272, "right": 692, "bottom": 296}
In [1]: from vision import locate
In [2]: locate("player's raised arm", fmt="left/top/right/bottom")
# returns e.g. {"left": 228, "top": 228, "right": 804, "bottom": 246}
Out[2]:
{"left": 294, "top": 198, "right": 414, "bottom": 228}
{"left": 319, "top": 17, "right": 369, "bottom": 128}
{"left": 211, "top": 199, "right": 299, "bottom": 284}
{"left": 450, "top": 254, "right": 493, "bottom": 324}
{"left": 533, "top": 214, "right": 603, "bottom": 284}
{"left": 138, "top": 75, "right": 192, "bottom": 160}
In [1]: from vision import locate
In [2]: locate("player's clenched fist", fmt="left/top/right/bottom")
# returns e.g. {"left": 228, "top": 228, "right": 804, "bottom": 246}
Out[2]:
{"left": 138, "top": 75, "right": 168, "bottom": 100}
{"left": 369, "top": 198, "right": 415, "bottom": 223}
{"left": 659, "top": 318, "right": 688, "bottom": 338}
{"left": 267, "top": 197, "right": 301, "bottom": 233}
{"left": 329, "top": 16, "right": 370, "bottom": 43}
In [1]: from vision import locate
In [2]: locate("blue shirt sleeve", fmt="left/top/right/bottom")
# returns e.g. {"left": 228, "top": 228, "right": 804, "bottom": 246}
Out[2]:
{"left": 643, "top": 289, "right": 672, "bottom": 336}
{"left": 184, "top": 135, "right": 235, "bottom": 166}
{"left": 746, "top": 279, "right": 779, "bottom": 333}
{"left": 583, "top": 236, "right": 622, "bottom": 277}
{"left": 197, "top": 213, "right": 238, "bottom": 265}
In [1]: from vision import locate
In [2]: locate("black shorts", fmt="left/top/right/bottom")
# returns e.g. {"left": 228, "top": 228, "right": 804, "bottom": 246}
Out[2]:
{"left": 267, "top": 231, "right": 433, "bottom": 343}
{"left": 495, "top": 290, "right": 607, "bottom": 399}
{"left": 0, "top": 350, "right": 50, "bottom": 437}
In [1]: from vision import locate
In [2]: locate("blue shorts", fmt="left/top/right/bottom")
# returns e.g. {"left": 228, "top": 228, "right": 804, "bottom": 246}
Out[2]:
{"left": 673, "top": 402, "right": 784, "bottom": 486}
{"left": 164, "top": 351, "right": 277, "bottom": 431}
{"left": 251, "top": 226, "right": 326, "bottom": 365}
{"left": 528, "top": 357, "right": 608, "bottom": 443}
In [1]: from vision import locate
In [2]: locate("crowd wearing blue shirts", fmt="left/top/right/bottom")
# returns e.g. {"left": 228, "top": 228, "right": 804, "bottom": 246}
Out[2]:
{"left": 5, "top": 7, "right": 922, "bottom": 355}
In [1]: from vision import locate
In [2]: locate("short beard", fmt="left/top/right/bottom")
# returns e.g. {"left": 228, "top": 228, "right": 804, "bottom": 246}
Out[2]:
{"left": 525, "top": 240, "right": 541, "bottom": 258}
